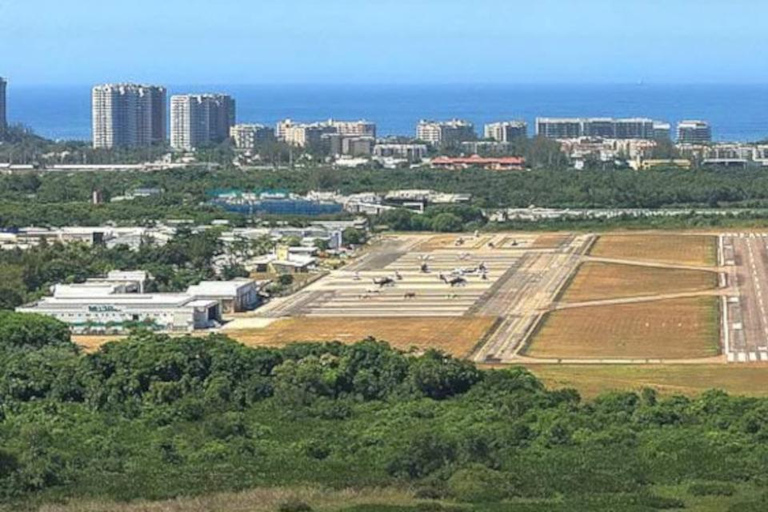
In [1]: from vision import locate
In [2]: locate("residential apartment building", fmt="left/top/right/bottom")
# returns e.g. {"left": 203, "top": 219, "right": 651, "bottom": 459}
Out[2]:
{"left": 677, "top": 120, "right": 712, "bottom": 144}
{"left": 373, "top": 143, "right": 428, "bottom": 162}
{"left": 283, "top": 123, "right": 336, "bottom": 147}
{"left": 461, "top": 141, "right": 516, "bottom": 155}
{"left": 92, "top": 84, "right": 166, "bottom": 149}
{"left": 0, "top": 77, "right": 6, "bottom": 134}
{"left": 327, "top": 119, "right": 376, "bottom": 138}
{"left": 652, "top": 122, "right": 672, "bottom": 140}
{"left": 276, "top": 118, "right": 376, "bottom": 147}
{"left": 484, "top": 121, "right": 528, "bottom": 142}
{"left": 536, "top": 117, "right": 657, "bottom": 140}
{"left": 170, "top": 94, "right": 236, "bottom": 150}
{"left": 341, "top": 136, "right": 375, "bottom": 157}
{"left": 416, "top": 119, "right": 475, "bottom": 146}
{"left": 613, "top": 118, "right": 655, "bottom": 139}
{"left": 536, "top": 118, "right": 583, "bottom": 139}
{"left": 431, "top": 155, "right": 525, "bottom": 171}
{"left": 230, "top": 124, "right": 275, "bottom": 150}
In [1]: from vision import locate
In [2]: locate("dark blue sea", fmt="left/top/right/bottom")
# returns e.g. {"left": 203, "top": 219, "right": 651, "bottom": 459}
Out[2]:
{"left": 7, "top": 84, "right": 768, "bottom": 142}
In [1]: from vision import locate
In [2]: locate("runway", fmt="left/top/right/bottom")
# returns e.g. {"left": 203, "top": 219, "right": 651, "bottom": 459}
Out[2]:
{"left": 723, "top": 233, "right": 768, "bottom": 363}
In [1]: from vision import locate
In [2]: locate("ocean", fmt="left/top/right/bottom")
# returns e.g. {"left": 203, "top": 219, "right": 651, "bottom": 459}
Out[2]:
{"left": 7, "top": 83, "right": 768, "bottom": 142}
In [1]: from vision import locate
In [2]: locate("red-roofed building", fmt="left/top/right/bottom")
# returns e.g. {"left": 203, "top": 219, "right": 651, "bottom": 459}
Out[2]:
{"left": 431, "top": 155, "right": 526, "bottom": 171}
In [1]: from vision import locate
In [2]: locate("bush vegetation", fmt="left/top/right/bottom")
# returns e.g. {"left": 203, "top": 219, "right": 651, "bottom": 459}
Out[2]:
{"left": 1, "top": 313, "right": 768, "bottom": 509}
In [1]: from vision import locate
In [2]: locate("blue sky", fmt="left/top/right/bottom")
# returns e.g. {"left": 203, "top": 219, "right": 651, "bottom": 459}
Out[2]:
{"left": 0, "top": 0, "right": 765, "bottom": 85}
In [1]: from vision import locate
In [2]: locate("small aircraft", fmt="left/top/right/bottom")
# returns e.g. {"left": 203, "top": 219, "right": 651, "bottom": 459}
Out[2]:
{"left": 439, "top": 272, "right": 468, "bottom": 287}
{"left": 420, "top": 262, "right": 430, "bottom": 273}
{"left": 372, "top": 276, "right": 396, "bottom": 288}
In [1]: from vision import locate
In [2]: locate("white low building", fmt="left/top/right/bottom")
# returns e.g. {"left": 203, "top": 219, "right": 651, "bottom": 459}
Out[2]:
{"left": 186, "top": 279, "right": 260, "bottom": 313}
{"left": 17, "top": 284, "right": 221, "bottom": 334}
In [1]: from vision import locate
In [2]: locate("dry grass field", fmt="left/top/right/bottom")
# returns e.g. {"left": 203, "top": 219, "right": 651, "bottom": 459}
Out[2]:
{"left": 532, "top": 233, "right": 571, "bottom": 249}
{"left": 589, "top": 234, "right": 717, "bottom": 267}
{"left": 226, "top": 316, "right": 497, "bottom": 357}
{"left": 415, "top": 234, "right": 491, "bottom": 251}
{"left": 73, "top": 335, "right": 126, "bottom": 352}
{"left": 528, "top": 364, "right": 768, "bottom": 399}
{"left": 34, "top": 486, "right": 415, "bottom": 512}
{"left": 526, "top": 297, "right": 720, "bottom": 360}
{"left": 560, "top": 262, "right": 718, "bottom": 303}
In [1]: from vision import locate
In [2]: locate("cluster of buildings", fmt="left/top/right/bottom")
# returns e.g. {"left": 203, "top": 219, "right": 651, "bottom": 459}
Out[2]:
{"left": 5, "top": 77, "right": 750, "bottom": 173}
{"left": 0, "top": 77, "right": 6, "bottom": 135}
{"left": 0, "top": 225, "right": 177, "bottom": 251}
{"left": 533, "top": 117, "right": 712, "bottom": 143}
{"left": 10, "top": 217, "right": 372, "bottom": 334}
{"left": 16, "top": 271, "right": 262, "bottom": 334}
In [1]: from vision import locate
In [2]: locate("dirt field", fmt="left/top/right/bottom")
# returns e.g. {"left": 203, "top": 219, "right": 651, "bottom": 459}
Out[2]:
{"left": 226, "top": 316, "right": 498, "bottom": 357}
{"left": 526, "top": 297, "right": 720, "bottom": 360}
{"left": 528, "top": 364, "right": 768, "bottom": 399}
{"left": 415, "top": 234, "right": 491, "bottom": 252}
{"left": 589, "top": 234, "right": 717, "bottom": 267}
{"left": 532, "top": 233, "right": 571, "bottom": 249}
{"left": 560, "top": 262, "right": 718, "bottom": 303}
{"left": 73, "top": 335, "right": 126, "bottom": 352}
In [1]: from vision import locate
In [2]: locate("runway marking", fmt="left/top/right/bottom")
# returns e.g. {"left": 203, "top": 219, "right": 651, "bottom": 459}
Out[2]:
{"left": 750, "top": 352, "right": 758, "bottom": 362}
{"left": 738, "top": 352, "right": 747, "bottom": 362}
{"left": 762, "top": 353, "right": 768, "bottom": 361}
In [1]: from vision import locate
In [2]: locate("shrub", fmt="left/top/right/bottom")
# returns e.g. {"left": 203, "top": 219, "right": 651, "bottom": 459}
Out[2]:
{"left": 447, "top": 465, "right": 510, "bottom": 503}
{"left": 0, "top": 312, "right": 73, "bottom": 351}
{"left": 278, "top": 499, "right": 313, "bottom": 512}
{"left": 689, "top": 482, "right": 736, "bottom": 497}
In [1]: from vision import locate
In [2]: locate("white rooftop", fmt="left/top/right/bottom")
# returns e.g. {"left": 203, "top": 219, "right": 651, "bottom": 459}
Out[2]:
{"left": 186, "top": 279, "right": 255, "bottom": 297}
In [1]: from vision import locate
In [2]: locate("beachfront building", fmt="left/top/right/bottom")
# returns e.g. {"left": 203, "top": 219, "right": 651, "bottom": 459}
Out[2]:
{"left": 230, "top": 124, "right": 275, "bottom": 150}
{"left": 536, "top": 117, "right": 657, "bottom": 140}
{"left": 677, "top": 120, "right": 712, "bottom": 144}
{"left": 653, "top": 122, "right": 672, "bottom": 140}
{"left": 416, "top": 119, "right": 476, "bottom": 146}
{"left": 92, "top": 84, "right": 166, "bottom": 149}
{"left": 170, "top": 94, "right": 236, "bottom": 150}
{"left": 536, "top": 118, "right": 583, "bottom": 139}
{"left": 484, "top": 121, "right": 528, "bottom": 142}
{"left": 327, "top": 119, "right": 376, "bottom": 138}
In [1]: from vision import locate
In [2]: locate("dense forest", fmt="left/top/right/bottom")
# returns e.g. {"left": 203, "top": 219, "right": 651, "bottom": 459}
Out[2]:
{"left": 3, "top": 166, "right": 768, "bottom": 228}
{"left": 1, "top": 313, "right": 768, "bottom": 511}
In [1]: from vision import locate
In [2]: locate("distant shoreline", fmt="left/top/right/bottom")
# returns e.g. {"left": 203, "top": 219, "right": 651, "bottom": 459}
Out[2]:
{"left": 7, "top": 83, "right": 768, "bottom": 142}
